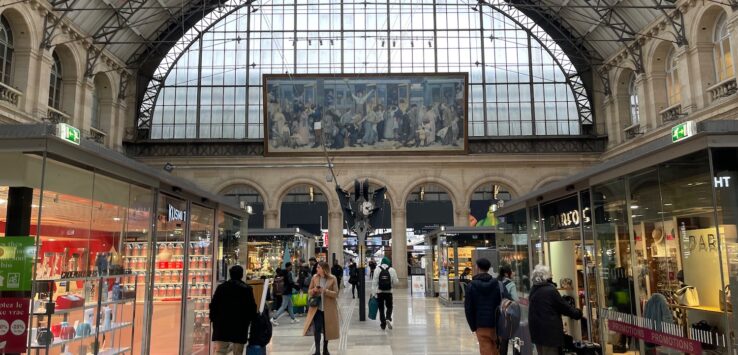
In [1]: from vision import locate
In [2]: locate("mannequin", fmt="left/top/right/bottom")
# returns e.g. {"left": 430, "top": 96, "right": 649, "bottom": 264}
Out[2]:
{"left": 651, "top": 227, "right": 665, "bottom": 257}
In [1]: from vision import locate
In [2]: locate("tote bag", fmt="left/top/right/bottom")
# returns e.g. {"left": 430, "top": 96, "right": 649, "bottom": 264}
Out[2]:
{"left": 675, "top": 286, "right": 699, "bottom": 306}
{"left": 368, "top": 296, "right": 379, "bottom": 320}
{"left": 292, "top": 292, "right": 308, "bottom": 307}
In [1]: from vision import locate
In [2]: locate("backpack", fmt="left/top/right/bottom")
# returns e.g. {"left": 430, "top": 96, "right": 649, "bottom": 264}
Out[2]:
{"left": 378, "top": 267, "right": 392, "bottom": 291}
{"left": 273, "top": 276, "right": 285, "bottom": 296}
{"left": 496, "top": 280, "right": 521, "bottom": 340}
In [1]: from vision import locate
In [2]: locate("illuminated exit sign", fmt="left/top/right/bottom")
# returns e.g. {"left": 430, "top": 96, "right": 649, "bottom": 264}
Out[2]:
{"left": 56, "top": 123, "right": 80, "bottom": 145}
{"left": 671, "top": 121, "right": 696, "bottom": 143}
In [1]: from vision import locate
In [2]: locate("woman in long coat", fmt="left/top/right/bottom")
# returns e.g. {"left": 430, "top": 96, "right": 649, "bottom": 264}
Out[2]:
{"left": 303, "top": 261, "right": 340, "bottom": 355}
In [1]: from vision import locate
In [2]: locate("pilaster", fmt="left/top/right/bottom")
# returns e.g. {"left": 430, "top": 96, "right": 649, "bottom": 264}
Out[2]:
{"left": 391, "top": 209, "right": 408, "bottom": 286}
{"left": 328, "top": 210, "right": 344, "bottom": 265}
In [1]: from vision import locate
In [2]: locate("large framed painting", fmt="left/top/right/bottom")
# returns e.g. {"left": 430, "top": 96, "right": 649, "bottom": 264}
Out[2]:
{"left": 263, "top": 73, "right": 468, "bottom": 156}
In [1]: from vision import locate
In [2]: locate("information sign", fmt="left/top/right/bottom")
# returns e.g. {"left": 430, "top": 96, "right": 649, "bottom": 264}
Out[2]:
{"left": 0, "top": 237, "right": 35, "bottom": 292}
{"left": 671, "top": 121, "right": 697, "bottom": 143}
{"left": 0, "top": 298, "right": 30, "bottom": 353}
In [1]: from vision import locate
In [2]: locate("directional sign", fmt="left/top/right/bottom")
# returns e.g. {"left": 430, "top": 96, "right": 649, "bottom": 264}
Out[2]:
{"left": 56, "top": 123, "right": 81, "bottom": 145}
{"left": 671, "top": 121, "right": 696, "bottom": 143}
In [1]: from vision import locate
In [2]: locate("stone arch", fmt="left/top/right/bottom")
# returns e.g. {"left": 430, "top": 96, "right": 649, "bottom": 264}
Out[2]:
{"left": 0, "top": 6, "right": 36, "bottom": 95}
{"left": 400, "top": 176, "right": 461, "bottom": 212}
{"left": 691, "top": 4, "right": 731, "bottom": 45}
{"left": 272, "top": 177, "right": 337, "bottom": 214}
{"left": 339, "top": 176, "right": 400, "bottom": 210}
{"left": 462, "top": 176, "right": 521, "bottom": 209}
{"left": 646, "top": 40, "right": 678, "bottom": 115}
{"left": 214, "top": 178, "right": 271, "bottom": 211}
{"left": 50, "top": 44, "right": 81, "bottom": 118}
{"left": 613, "top": 66, "right": 639, "bottom": 130}
{"left": 532, "top": 175, "right": 567, "bottom": 190}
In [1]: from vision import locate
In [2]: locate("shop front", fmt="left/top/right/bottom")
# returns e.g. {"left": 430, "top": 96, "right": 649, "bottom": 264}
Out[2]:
{"left": 0, "top": 125, "right": 245, "bottom": 355}
{"left": 499, "top": 121, "right": 738, "bottom": 354}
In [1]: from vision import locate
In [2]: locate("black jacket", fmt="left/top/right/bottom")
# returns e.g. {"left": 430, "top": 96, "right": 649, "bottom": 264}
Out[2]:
{"left": 464, "top": 273, "right": 502, "bottom": 332}
{"left": 528, "top": 282, "right": 583, "bottom": 348}
{"left": 331, "top": 265, "right": 343, "bottom": 280}
{"left": 210, "top": 279, "right": 257, "bottom": 344}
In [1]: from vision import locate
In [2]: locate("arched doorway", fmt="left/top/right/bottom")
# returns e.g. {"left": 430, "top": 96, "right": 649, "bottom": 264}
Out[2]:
{"left": 220, "top": 184, "right": 265, "bottom": 228}
{"left": 280, "top": 184, "right": 328, "bottom": 257}
{"left": 405, "top": 183, "right": 454, "bottom": 240}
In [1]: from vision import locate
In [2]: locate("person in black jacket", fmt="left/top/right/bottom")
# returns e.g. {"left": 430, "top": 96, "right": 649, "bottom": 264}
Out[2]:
{"left": 331, "top": 259, "right": 344, "bottom": 289}
{"left": 528, "top": 264, "right": 583, "bottom": 355}
{"left": 271, "top": 262, "right": 300, "bottom": 325}
{"left": 210, "top": 265, "right": 257, "bottom": 355}
{"left": 348, "top": 261, "right": 359, "bottom": 299}
{"left": 464, "top": 258, "right": 502, "bottom": 355}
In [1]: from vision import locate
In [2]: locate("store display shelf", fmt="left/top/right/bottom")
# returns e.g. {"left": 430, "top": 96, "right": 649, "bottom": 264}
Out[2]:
{"left": 98, "top": 347, "right": 132, "bottom": 355}
{"left": 29, "top": 322, "right": 132, "bottom": 349}
{"left": 33, "top": 298, "right": 135, "bottom": 316}
{"left": 157, "top": 241, "right": 185, "bottom": 244}
{"left": 123, "top": 255, "right": 149, "bottom": 258}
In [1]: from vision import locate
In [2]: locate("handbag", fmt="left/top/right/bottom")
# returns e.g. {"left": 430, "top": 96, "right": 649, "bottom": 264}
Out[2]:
{"left": 309, "top": 295, "right": 321, "bottom": 308}
{"left": 292, "top": 292, "right": 308, "bottom": 307}
{"left": 368, "top": 296, "right": 378, "bottom": 320}
{"left": 675, "top": 285, "right": 699, "bottom": 306}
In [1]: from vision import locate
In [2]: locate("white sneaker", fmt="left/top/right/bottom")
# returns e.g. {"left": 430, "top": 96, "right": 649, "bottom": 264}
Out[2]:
{"left": 270, "top": 318, "right": 279, "bottom": 326}
{"left": 386, "top": 320, "right": 393, "bottom": 329}
{"left": 291, "top": 318, "right": 299, "bottom": 324}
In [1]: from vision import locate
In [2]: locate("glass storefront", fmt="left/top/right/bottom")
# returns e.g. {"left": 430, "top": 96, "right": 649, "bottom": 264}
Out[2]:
{"left": 0, "top": 130, "right": 242, "bottom": 355}
{"left": 501, "top": 145, "right": 738, "bottom": 354}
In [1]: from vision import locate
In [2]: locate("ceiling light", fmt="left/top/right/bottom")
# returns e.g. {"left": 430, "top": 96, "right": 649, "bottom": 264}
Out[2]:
{"left": 113, "top": 217, "right": 121, "bottom": 221}
{"left": 631, "top": 205, "right": 639, "bottom": 209}
{"left": 664, "top": 203, "right": 673, "bottom": 206}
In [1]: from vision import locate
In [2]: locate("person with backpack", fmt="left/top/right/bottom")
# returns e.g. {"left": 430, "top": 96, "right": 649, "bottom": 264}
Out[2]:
{"left": 271, "top": 262, "right": 300, "bottom": 325}
{"left": 464, "top": 258, "right": 502, "bottom": 355}
{"left": 348, "top": 261, "right": 359, "bottom": 299}
{"left": 497, "top": 265, "right": 520, "bottom": 355}
{"left": 529, "top": 264, "right": 582, "bottom": 355}
{"left": 209, "top": 265, "right": 257, "bottom": 355}
{"left": 371, "top": 257, "right": 399, "bottom": 330}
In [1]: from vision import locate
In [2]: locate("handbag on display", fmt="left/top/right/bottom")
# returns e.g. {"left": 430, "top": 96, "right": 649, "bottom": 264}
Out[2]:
{"left": 675, "top": 286, "right": 699, "bottom": 306}
{"left": 308, "top": 295, "right": 321, "bottom": 308}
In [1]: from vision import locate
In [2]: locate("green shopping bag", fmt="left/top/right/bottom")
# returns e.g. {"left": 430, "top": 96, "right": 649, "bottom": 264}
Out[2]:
{"left": 368, "top": 296, "right": 378, "bottom": 320}
{"left": 292, "top": 292, "right": 308, "bottom": 307}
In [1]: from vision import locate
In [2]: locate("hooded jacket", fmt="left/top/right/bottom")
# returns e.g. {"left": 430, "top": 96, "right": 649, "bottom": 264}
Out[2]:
{"left": 371, "top": 257, "right": 399, "bottom": 294}
{"left": 464, "top": 273, "right": 502, "bottom": 332}
{"left": 528, "top": 282, "right": 582, "bottom": 348}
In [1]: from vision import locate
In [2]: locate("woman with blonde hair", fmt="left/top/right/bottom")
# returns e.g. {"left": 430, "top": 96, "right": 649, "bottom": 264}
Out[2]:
{"left": 303, "top": 261, "right": 340, "bottom": 355}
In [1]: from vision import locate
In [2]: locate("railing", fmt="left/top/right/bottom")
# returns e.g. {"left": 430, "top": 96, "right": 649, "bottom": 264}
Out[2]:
{"left": 87, "top": 127, "right": 106, "bottom": 144}
{"left": 46, "top": 107, "right": 71, "bottom": 124}
{"left": 660, "top": 103, "right": 683, "bottom": 123}
{"left": 707, "top": 77, "right": 737, "bottom": 102}
{"left": 623, "top": 123, "right": 642, "bottom": 140}
{"left": 0, "top": 81, "right": 22, "bottom": 106}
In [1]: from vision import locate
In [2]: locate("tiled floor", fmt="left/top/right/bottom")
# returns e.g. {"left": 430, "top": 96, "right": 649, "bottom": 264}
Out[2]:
{"left": 267, "top": 283, "right": 480, "bottom": 355}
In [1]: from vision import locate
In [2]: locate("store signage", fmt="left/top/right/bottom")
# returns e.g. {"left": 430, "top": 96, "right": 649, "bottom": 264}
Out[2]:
{"left": 56, "top": 123, "right": 81, "bottom": 145}
{"left": 0, "top": 237, "right": 35, "bottom": 292}
{"left": 167, "top": 204, "right": 186, "bottom": 222}
{"left": 411, "top": 275, "right": 426, "bottom": 295}
{"left": 714, "top": 176, "right": 731, "bottom": 188}
{"left": 0, "top": 298, "right": 30, "bottom": 353}
{"left": 671, "top": 121, "right": 696, "bottom": 143}
{"left": 548, "top": 207, "right": 591, "bottom": 230}
{"left": 608, "top": 319, "right": 701, "bottom": 354}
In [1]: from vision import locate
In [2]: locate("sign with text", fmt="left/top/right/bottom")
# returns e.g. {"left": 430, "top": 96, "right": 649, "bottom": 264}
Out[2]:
{"left": 671, "top": 121, "right": 696, "bottom": 143}
{"left": 0, "top": 237, "right": 35, "bottom": 292}
{"left": 0, "top": 298, "right": 30, "bottom": 353}
{"left": 608, "top": 319, "right": 701, "bottom": 354}
{"left": 411, "top": 275, "right": 426, "bottom": 296}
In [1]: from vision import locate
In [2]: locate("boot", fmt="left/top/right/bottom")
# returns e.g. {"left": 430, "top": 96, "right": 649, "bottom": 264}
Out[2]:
{"left": 323, "top": 341, "right": 330, "bottom": 355}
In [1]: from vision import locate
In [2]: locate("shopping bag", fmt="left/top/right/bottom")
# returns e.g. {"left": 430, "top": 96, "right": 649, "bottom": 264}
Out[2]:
{"left": 368, "top": 296, "right": 378, "bottom": 320}
{"left": 292, "top": 292, "right": 308, "bottom": 307}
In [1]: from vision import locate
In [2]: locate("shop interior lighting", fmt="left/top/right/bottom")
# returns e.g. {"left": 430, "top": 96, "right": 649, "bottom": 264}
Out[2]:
{"left": 631, "top": 205, "right": 639, "bottom": 209}
{"left": 0, "top": 198, "right": 6, "bottom": 204}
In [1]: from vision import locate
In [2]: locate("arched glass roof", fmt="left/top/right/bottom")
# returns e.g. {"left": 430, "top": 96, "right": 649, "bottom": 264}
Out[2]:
{"left": 142, "top": 0, "right": 592, "bottom": 140}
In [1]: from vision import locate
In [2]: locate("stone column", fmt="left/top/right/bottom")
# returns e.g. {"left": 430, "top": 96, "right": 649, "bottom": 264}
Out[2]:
{"left": 602, "top": 95, "right": 618, "bottom": 146}
{"left": 454, "top": 207, "right": 471, "bottom": 227}
{"left": 34, "top": 51, "right": 54, "bottom": 120}
{"left": 674, "top": 45, "right": 694, "bottom": 115}
{"left": 264, "top": 209, "right": 279, "bottom": 229}
{"left": 307, "top": 238, "right": 316, "bottom": 260}
{"left": 645, "top": 72, "right": 667, "bottom": 128}
{"left": 634, "top": 73, "right": 649, "bottom": 130}
{"left": 328, "top": 210, "right": 344, "bottom": 266}
{"left": 391, "top": 209, "right": 408, "bottom": 287}
{"left": 688, "top": 42, "right": 717, "bottom": 109}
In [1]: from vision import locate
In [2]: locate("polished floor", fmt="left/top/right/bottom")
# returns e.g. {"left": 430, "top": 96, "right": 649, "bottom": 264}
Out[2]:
{"left": 266, "top": 282, "right": 481, "bottom": 355}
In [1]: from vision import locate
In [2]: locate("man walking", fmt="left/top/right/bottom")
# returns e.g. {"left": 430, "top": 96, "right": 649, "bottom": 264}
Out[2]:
{"left": 371, "top": 257, "right": 399, "bottom": 330}
{"left": 309, "top": 257, "right": 318, "bottom": 276}
{"left": 210, "top": 265, "right": 257, "bottom": 355}
{"left": 331, "top": 259, "right": 344, "bottom": 289}
{"left": 271, "top": 262, "right": 300, "bottom": 325}
{"left": 464, "top": 258, "right": 503, "bottom": 355}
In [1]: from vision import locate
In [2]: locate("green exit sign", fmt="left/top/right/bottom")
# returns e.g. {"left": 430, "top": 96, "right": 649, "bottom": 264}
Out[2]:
{"left": 56, "top": 123, "right": 81, "bottom": 145}
{"left": 671, "top": 121, "right": 696, "bottom": 143}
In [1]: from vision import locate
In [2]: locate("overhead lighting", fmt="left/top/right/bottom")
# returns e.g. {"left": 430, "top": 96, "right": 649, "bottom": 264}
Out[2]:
{"left": 0, "top": 198, "right": 6, "bottom": 204}
{"left": 631, "top": 205, "right": 639, "bottom": 209}
{"left": 113, "top": 217, "right": 121, "bottom": 222}
{"left": 664, "top": 203, "right": 673, "bottom": 206}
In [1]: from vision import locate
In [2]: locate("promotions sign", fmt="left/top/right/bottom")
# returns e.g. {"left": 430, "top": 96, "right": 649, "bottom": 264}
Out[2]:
{"left": 0, "top": 298, "right": 30, "bottom": 352}
{"left": 0, "top": 237, "right": 35, "bottom": 292}
{"left": 608, "top": 320, "right": 702, "bottom": 354}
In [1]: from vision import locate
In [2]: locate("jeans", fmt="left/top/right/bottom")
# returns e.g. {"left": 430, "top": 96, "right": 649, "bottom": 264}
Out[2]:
{"left": 313, "top": 310, "right": 328, "bottom": 353}
{"left": 476, "top": 328, "right": 499, "bottom": 355}
{"left": 377, "top": 292, "right": 393, "bottom": 328}
{"left": 214, "top": 341, "right": 244, "bottom": 355}
{"left": 272, "top": 294, "right": 295, "bottom": 320}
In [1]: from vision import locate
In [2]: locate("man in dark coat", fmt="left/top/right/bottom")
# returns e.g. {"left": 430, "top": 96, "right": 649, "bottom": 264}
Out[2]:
{"left": 331, "top": 259, "right": 344, "bottom": 289}
{"left": 210, "top": 265, "right": 257, "bottom": 355}
{"left": 528, "top": 264, "right": 582, "bottom": 355}
{"left": 464, "top": 258, "right": 502, "bottom": 355}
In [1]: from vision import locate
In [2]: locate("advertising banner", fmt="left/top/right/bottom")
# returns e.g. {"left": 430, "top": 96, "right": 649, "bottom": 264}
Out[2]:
{"left": 411, "top": 275, "right": 426, "bottom": 296}
{"left": 608, "top": 319, "right": 702, "bottom": 354}
{"left": 0, "top": 237, "right": 36, "bottom": 292}
{"left": 0, "top": 298, "right": 30, "bottom": 353}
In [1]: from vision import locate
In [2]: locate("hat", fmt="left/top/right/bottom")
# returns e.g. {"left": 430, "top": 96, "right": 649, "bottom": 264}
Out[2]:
{"left": 381, "top": 257, "right": 392, "bottom": 267}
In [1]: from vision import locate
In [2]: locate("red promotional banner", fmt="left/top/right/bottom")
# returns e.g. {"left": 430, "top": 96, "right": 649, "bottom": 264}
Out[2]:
{"left": 608, "top": 319, "right": 702, "bottom": 354}
{"left": 0, "top": 298, "right": 30, "bottom": 353}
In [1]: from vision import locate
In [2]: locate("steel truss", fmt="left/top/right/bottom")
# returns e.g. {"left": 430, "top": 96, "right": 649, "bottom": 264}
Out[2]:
{"left": 40, "top": 0, "right": 80, "bottom": 50}
{"left": 84, "top": 0, "right": 147, "bottom": 78}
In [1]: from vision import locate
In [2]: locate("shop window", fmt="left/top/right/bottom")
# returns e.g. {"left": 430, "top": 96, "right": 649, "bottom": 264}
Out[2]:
{"left": 714, "top": 13, "right": 734, "bottom": 83}
{"left": 497, "top": 209, "right": 531, "bottom": 297}
{"left": 0, "top": 15, "right": 13, "bottom": 85}
{"left": 665, "top": 48, "right": 681, "bottom": 107}
{"left": 628, "top": 74, "right": 640, "bottom": 126}
{"left": 220, "top": 184, "right": 264, "bottom": 229}
{"left": 48, "top": 51, "right": 63, "bottom": 110}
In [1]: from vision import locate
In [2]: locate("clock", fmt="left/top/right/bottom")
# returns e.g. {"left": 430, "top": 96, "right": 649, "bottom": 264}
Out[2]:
{"left": 361, "top": 201, "right": 374, "bottom": 216}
